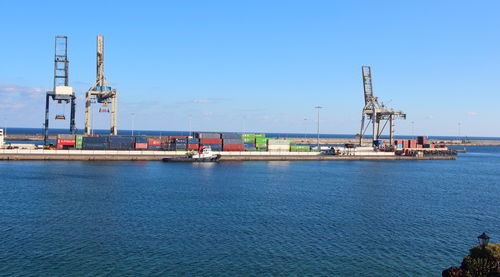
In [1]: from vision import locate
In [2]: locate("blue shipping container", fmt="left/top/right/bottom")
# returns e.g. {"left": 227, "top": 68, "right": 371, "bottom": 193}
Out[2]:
{"left": 83, "top": 136, "right": 108, "bottom": 143}
{"left": 175, "top": 138, "right": 188, "bottom": 144}
{"left": 135, "top": 136, "right": 148, "bottom": 143}
{"left": 187, "top": 138, "right": 199, "bottom": 144}
{"left": 202, "top": 144, "right": 222, "bottom": 151}
{"left": 148, "top": 145, "right": 162, "bottom": 150}
{"left": 244, "top": 142, "right": 255, "bottom": 148}
{"left": 82, "top": 142, "right": 108, "bottom": 150}
{"left": 175, "top": 143, "right": 187, "bottom": 149}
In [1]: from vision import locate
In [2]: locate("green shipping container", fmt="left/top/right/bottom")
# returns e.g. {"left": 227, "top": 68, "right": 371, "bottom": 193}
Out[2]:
{"left": 75, "top": 135, "right": 83, "bottom": 149}
{"left": 254, "top": 133, "right": 266, "bottom": 138}
{"left": 242, "top": 133, "right": 256, "bottom": 138}
{"left": 291, "top": 145, "right": 311, "bottom": 152}
{"left": 255, "top": 138, "right": 267, "bottom": 144}
{"left": 243, "top": 138, "right": 255, "bottom": 143}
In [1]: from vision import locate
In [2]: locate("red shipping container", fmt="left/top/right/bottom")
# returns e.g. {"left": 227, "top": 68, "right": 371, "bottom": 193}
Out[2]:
{"left": 57, "top": 144, "right": 64, "bottom": 149}
{"left": 222, "top": 144, "right": 244, "bottom": 151}
{"left": 417, "top": 144, "right": 423, "bottom": 148}
{"left": 57, "top": 139, "right": 76, "bottom": 145}
{"left": 135, "top": 143, "right": 148, "bottom": 149}
{"left": 187, "top": 143, "right": 199, "bottom": 150}
{"left": 200, "top": 138, "right": 222, "bottom": 144}
{"left": 148, "top": 139, "right": 161, "bottom": 145}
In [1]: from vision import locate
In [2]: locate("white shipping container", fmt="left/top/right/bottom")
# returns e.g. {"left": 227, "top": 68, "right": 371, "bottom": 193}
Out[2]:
{"left": 268, "top": 145, "right": 290, "bottom": 152}
{"left": 55, "top": 86, "right": 73, "bottom": 95}
{"left": 267, "top": 139, "right": 290, "bottom": 145}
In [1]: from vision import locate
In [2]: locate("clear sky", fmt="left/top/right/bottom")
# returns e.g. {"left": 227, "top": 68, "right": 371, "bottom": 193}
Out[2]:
{"left": 0, "top": 0, "right": 499, "bottom": 137}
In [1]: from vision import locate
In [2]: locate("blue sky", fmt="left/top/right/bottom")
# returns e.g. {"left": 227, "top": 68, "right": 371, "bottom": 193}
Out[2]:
{"left": 0, "top": 1, "right": 499, "bottom": 136}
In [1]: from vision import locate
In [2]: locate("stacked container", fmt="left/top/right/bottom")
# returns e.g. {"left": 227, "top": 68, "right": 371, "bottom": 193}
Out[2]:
{"left": 267, "top": 139, "right": 291, "bottom": 152}
{"left": 148, "top": 138, "right": 162, "bottom": 150}
{"left": 175, "top": 137, "right": 188, "bottom": 151}
{"left": 255, "top": 137, "right": 267, "bottom": 151}
{"left": 242, "top": 133, "right": 256, "bottom": 143}
{"left": 417, "top": 136, "right": 428, "bottom": 145}
{"left": 82, "top": 136, "right": 109, "bottom": 150}
{"left": 196, "top": 133, "right": 222, "bottom": 151}
{"left": 109, "top": 136, "right": 135, "bottom": 150}
{"left": 135, "top": 136, "right": 148, "bottom": 150}
{"left": 290, "top": 145, "right": 311, "bottom": 152}
{"left": 222, "top": 133, "right": 244, "bottom": 152}
{"left": 75, "top": 135, "right": 83, "bottom": 149}
{"left": 187, "top": 138, "right": 199, "bottom": 150}
{"left": 57, "top": 134, "right": 76, "bottom": 149}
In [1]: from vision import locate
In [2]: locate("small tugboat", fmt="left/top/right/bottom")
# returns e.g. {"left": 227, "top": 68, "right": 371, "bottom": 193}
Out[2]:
{"left": 162, "top": 145, "right": 221, "bottom": 162}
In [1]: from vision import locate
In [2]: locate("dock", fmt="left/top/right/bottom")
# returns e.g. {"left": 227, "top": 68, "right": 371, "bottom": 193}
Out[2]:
{"left": 0, "top": 149, "right": 456, "bottom": 161}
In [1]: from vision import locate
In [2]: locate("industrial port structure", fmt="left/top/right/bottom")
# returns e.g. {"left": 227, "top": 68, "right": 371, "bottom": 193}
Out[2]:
{"left": 0, "top": 35, "right": 461, "bottom": 161}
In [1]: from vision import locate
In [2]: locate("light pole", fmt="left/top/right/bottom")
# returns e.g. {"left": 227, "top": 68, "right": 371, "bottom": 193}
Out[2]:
{"left": 411, "top": 121, "right": 415, "bottom": 137}
{"left": 131, "top": 113, "right": 135, "bottom": 136}
{"left": 315, "top": 106, "right": 322, "bottom": 151}
{"left": 458, "top": 122, "right": 461, "bottom": 138}
{"left": 303, "top": 118, "right": 307, "bottom": 139}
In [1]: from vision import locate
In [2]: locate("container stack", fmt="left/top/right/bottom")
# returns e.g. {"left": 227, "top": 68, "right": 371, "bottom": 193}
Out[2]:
{"left": 75, "top": 135, "right": 83, "bottom": 149}
{"left": 394, "top": 139, "right": 404, "bottom": 149}
{"left": 82, "top": 136, "right": 109, "bottom": 150}
{"left": 57, "top": 134, "right": 76, "bottom": 149}
{"left": 147, "top": 138, "right": 162, "bottom": 150}
{"left": 174, "top": 137, "right": 188, "bottom": 151}
{"left": 135, "top": 136, "right": 148, "bottom": 149}
{"left": 187, "top": 138, "right": 199, "bottom": 150}
{"left": 197, "top": 133, "right": 222, "bottom": 151}
{"left": 109, "top": 136, "right": 135, "bottom": 150}
{"left": 290, "top": 145, "right": 311, "bottom": 152}
{"left": 267, "top": 139, "right": 291, "bottom": 152}
{"left": 255, "top": 137, "right": 267, "bottom": 151}
{"left": 221, "top": 133, "right": 243, "bottom": 151}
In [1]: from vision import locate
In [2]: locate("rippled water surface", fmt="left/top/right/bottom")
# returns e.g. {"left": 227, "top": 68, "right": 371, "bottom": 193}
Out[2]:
{"left": 1, "top": 147, "right": 499, "bottom": 276}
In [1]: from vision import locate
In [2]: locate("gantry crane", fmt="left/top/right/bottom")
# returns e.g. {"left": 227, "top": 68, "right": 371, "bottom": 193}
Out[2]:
{"left": 85, "top": 35, "right": 118, "bottom": 135}
{"left": 359, "top": 66, "right": 406, "bottom": 146}
{"left": 43, "top": 36, "right": 76, "bottom": 145}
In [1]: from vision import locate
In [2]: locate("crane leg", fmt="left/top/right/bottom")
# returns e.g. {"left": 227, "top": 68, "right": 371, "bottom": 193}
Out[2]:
{"left": 85, "top": 92, "right": 91, "bottom": 135}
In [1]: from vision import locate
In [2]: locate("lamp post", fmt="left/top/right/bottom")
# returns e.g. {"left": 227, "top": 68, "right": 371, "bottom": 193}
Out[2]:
{"left": 315, "top": 106, "right": 322, "bottom": 151}
{"left": 131, "top": 113, "right": 135, "bottom": 136}
{"left": 477, "top": 232, "right": 490, "bottom": 248}
{"left": 303, "top": 118, "right": 307, "bottom": 139}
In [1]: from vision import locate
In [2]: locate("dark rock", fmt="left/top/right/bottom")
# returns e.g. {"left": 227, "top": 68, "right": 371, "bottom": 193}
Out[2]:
{"left": 442, "top": 266, "right": 465, "bottom": 277}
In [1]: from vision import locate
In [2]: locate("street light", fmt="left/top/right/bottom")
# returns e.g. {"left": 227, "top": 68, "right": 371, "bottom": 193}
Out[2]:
{"left": 315, "top": 106, "right": 322, "bottom": 151}
{"left": 303, "top": 118, "right": 307, "bottom": 139}
{"left": 477, "top": 232, "right": 490, "bottom": 248}
{"left": 131, "top": 113, "right": 135, "bottom": 136}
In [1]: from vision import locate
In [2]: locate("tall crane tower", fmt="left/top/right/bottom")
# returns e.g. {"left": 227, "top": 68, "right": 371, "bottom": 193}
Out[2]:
{"left": 43, "top": 36, "right": 76, "bottom": 145}
{"left": 359, "top": 66, "right": 406, "bottom": 146}
{"left": 85, "top": 35, "right": 118, "bottom": 135}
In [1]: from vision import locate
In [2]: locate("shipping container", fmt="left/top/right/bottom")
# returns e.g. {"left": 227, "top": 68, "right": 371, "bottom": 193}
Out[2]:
{"left": 417, "top": 136, "right": 428, "bottom": 145}
{"left": 223, "top": 144, "right": 244, "bottom": 151}
{"left": 254, "top": 134, "right": 265, "bottom": 138}
{"left": 196, "top": 133, "right": 221, "bottom": 139}
{"left": 187, "top": 143, "right": 199, "bottom": 150}
{"left": 268, "top": 139, "right": 290, "bottom": 145}
{"left": 83, "top": 136, "right": 108, "bottom": 143}
{"left": 255, "top": 138, "right": 267, "bottom": 144}
{"left": 175, "top": 143, "right": 187, "bottom": 149}
{"left": 148, "top": 139, "right": 162, "bottom": 145}
{"left": 223, "top": 138, "right": 244, "bottom": 145}
{"left": 135, "top": 136, "right": 148, "bottom": 143}
{"left": 58, "top": 134, "right": 76, "bottom": 140}
{"left": 75, "top": 135, "right": 83, "bottom": 149}
{"left": 147, "top": 145, "right": 162, "bottom": 150}
{"left": 175, "top": 138, "right": 187, "bottom": 144}
{"left": 290, "top": 145, "right": 311, "bottom": 152}
{"left": 187, "top": 138, "right": 199, "bottom": 144}
{"left": 268, "top": 145, "right": 290, "bottom": 152}
{"left": 221, "top": 133, "right": 242, "bottom": 139}
{"left": 135, "top": 143, "right": 148, "bottom": 149}
{"left": 201, "top": 144, "right": 222, "bottom": 151}
{"left": 200, "top": 138, "right": 222, "bottom": 144}
{"left": 57, "top": 138, "right": 76, "bottom": 145}
{"left": 244, "top": 142, "right": 255, "bottom": 148}
{"left": 82, "top": 142, "right": 108, "bottom": 150}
